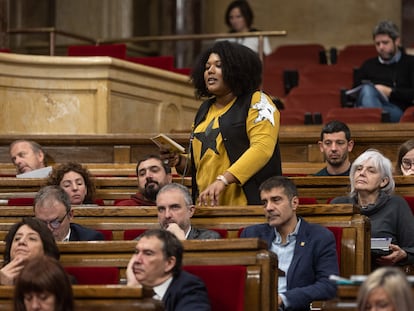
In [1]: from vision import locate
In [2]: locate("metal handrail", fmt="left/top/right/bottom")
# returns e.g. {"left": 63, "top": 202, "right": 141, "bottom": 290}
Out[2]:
{"left": 6, "top": 28, "right": 287, "bottom": 60}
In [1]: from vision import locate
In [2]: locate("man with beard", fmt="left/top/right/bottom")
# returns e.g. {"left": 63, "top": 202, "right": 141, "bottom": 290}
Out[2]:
{"left": 156, "top": 183, "right": 220, "bottom": 240}
{"left": 314, "top": 120, "right": 354, "bottom": 176}
{"left": 115, "top": 155, "right": 172, "bottom": 206}
{"left": 353, "top": 20, "right": 414, "bottom": 122}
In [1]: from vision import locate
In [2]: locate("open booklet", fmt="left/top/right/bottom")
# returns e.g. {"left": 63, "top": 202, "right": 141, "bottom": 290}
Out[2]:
{"left": 151, "top": 134, "right": 185, "bottom": 153}
{"left": 345, "top": 80, "right": 388, "bottom": 102}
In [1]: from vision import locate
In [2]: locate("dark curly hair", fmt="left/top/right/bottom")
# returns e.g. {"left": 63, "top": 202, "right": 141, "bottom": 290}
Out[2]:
{"left": 3, "top": 217, "right": 60, "bottom": 266}
{"left": 46, "top": 161, "right": 95, "bottom": 204}
{"left": 190, "top": 40, "right": 262, "bottom": 99}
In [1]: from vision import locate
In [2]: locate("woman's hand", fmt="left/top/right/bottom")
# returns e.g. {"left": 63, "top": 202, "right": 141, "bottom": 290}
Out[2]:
{"left": 198, "top": 179, "right": 227, "bottom": 206}
{"left": 0, "top": 256, "right": 25, "bottom": 285}
{"left": 376, "top": 243, "right": 407, "bottom": 266}
{"left": 159, "top": 148, "right": 180, "bottom": 168}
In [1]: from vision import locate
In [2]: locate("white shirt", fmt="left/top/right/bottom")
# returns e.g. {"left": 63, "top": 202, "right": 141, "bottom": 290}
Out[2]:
{"left": 153, "top": 276, "right": 173, "bottom": 300}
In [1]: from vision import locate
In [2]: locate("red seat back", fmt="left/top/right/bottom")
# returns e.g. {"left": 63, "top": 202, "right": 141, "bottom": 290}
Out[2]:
{"left": 183, "top": 265, "right": 246, "bottom": 311}
{"left": 123, "top": 229, "right": 146, "bottom": 240}
{"left": 403, "top": 196, "right": 414, "bottom": 214}
{"left": 325, "top": 107, "right": 383, "bottom": 124}
{"left": 67, "top": 44, "right": 126, "bottom": 59}
{"left": 7, "top": 197, "right": 34, "bottom": 206}
{"left": 326, "top": 226, "right": 342, "bottom": 269}
{"left": 97, "top": 229, "right": 113, "bottom": 241}
{"left": 211, "top": 228, "right": 228, "bottom": 238}
{"left": 64, "top": 266, "right": 119, "bottom": 284}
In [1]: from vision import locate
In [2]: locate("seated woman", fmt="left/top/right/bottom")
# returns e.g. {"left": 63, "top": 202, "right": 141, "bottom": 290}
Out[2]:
{"left": 395, "top": 138, "right": 414, "bottom": 175}
{"left": 0, "top": 217, "right": 59, "bottom": 285}
{"left": 46, "top": 161, "right": 97, "bottom": 205}
{"left": 331, "top": 149, "right": 414, "bottom": 269}
{"left": 14, "top": 255, "right": 74, "bottom": 311}
{"left": 357, "top": 267, "right": 414, "bottom": 311}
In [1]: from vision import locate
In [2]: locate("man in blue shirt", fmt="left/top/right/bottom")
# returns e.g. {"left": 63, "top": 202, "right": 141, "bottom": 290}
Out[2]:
{"left": 240, "top": 176, "right": 338, "bottom": 310}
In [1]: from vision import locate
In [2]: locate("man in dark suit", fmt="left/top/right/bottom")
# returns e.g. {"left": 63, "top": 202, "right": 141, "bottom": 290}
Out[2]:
{"left": 126, "top": 229, "right": 211, "bottom": 311}
{"left": 240, "top": 176, "right": 338, "bottom": 311}
{"left": 156, "top": 183, "right": 220, "bottom": 240}
{"left": 34, "top": 185, "right": 104, "bottom": 241}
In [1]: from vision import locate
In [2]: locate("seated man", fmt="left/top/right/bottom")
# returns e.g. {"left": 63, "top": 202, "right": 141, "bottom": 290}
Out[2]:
{"left": 354, "top": 20, "right": 414, "bottom": 122}
{"left": 314, "top": 120, "right": 354, "bottom": 176}
{"left": 240, "top": 176, "right": 338, "bottom": 311}
{"left": 115, "top": 154, "right": 172, "bottom": 206}
{"left": 126, "top": 229, "right": 211, "bottom": 311}
{"left": 9, "top": 139, "right": 52, "bottom": 178}
{"left": 34, "top": 185, "right": 104, "bottom": 241}
{"left": 156, "top": 183, "right": 221, "bottom": 240}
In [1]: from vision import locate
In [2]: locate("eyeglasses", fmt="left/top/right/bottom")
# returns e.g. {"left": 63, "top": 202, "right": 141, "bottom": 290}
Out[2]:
{"left": 401, "top": 159, "right": 414, "bottom": 170}
{"left": 42, "top": 211, "right": 70, "bottom": 229}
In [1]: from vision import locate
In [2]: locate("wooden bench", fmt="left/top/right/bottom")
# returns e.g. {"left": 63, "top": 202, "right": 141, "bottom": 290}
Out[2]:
{"left": 0, "top": 175, "right": 412, "bottom": 204}
{"left": 0, "top": 285, "right": 163, "bottom": 311}
{"left": 0, "top": 124, "right": 413, "bottom": 164}
{"left": 0, "top": 161, "right": 326, "bottom": 177}
{"left": 0, "top": 204, "right": 371, "bottom": 277}
{"left": 0, "top": 238, "right": 277, "bottom": 311}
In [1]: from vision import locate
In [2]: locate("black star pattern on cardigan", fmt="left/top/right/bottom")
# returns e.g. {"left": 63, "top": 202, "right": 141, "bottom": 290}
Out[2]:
{"left": 194, "top": 118, "right": 220, "bottom": 158}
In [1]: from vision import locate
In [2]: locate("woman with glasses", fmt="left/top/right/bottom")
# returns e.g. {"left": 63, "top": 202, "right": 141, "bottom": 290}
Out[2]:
{"left": 395, "top": 138, "right": 414, "bottom": 175}
{"left": 0, "top": 217, "right": 59, "bottom": 285}
{"left": 331, "top": 149, "right": 414, "bottom": 270}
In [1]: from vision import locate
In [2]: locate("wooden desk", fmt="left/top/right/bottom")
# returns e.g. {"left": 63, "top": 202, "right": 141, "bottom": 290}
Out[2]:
{"left": 0, "top": 285, "right": 163, "bottom": 311}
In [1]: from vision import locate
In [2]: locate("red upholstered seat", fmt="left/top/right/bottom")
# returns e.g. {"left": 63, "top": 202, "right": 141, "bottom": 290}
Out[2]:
{"left": 183, "top": 265, "right": 246, "bottom": 311}
{"left": 400, "top": 106, "right": 414, "bottom": 122}
{"left": 325, "top": 107, "right": 383, "bottom": 124}
{"left": 211, "top": 228, "right": 228, "bottom": 238}
{"left": 326, "top": 226, "right": 342, "bottom": 269}
{"left": 64, "top": 266, "right": 119, "bottom": 284}
{"left": 123, "top": 229, "right": 146, "bottom": 240}
{"left": 337, "top": 44, "right": 377, "bottom": 67}
{"left": 126, "top": 55, "right": 175, "bottom": 70}
{"left": 67, "top": 44, "right": 127, "bottom": 59}
{"left": 403, "top": 196, "right": 414, "bottom": 214}
{"left": 7, "top": 197, "right": 34, "bottom": 206}
{"left": 97, "top": 229, "right": 113, "bottom": 241}
{"left": 299, "top": 197, "right": 318, "bottom": 204}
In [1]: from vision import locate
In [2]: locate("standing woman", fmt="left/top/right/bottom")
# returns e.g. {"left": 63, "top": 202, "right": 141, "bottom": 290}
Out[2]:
{"left": 164, "top": 41, "right": 281, "bottom": 206}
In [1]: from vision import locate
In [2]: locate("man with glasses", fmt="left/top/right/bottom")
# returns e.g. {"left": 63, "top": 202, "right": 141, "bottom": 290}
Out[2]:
{"left": 314, "top": 120, "right": 355, "bottom": 176}
{"left": 33, "top": 185, "right": 104, "bottom": 241}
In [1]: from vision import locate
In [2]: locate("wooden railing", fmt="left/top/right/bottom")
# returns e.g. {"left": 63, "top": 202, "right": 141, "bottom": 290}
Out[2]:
{"left": 7, "top": 27, "right": 286, "bottom": 60}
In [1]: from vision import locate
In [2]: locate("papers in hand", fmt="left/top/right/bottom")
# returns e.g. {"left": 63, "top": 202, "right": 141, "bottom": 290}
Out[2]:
{"left": 151, "top": 134, "right": 185, "bottom": 153}
{"left": 371, "top": 237, "right": 392, "bottom": 251}
{"left": 16, "top": 166, "right": 52, "bottom": 178}
{"left": 345, "top": 81, "right": 388, "bottom": 102}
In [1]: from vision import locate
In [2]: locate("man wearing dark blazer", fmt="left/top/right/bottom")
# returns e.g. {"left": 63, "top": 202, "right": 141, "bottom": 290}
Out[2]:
{"left": 240, "top": 176, "right": 338, "bottom": 311}
{"left": 156, "top": 183, "right": 221, "bottom": 240}
{"left": 126, "top": 229, "right": 211, "bottom": 311}
{"left": 34, "top": 185, "right": 104, "bottom": 241}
